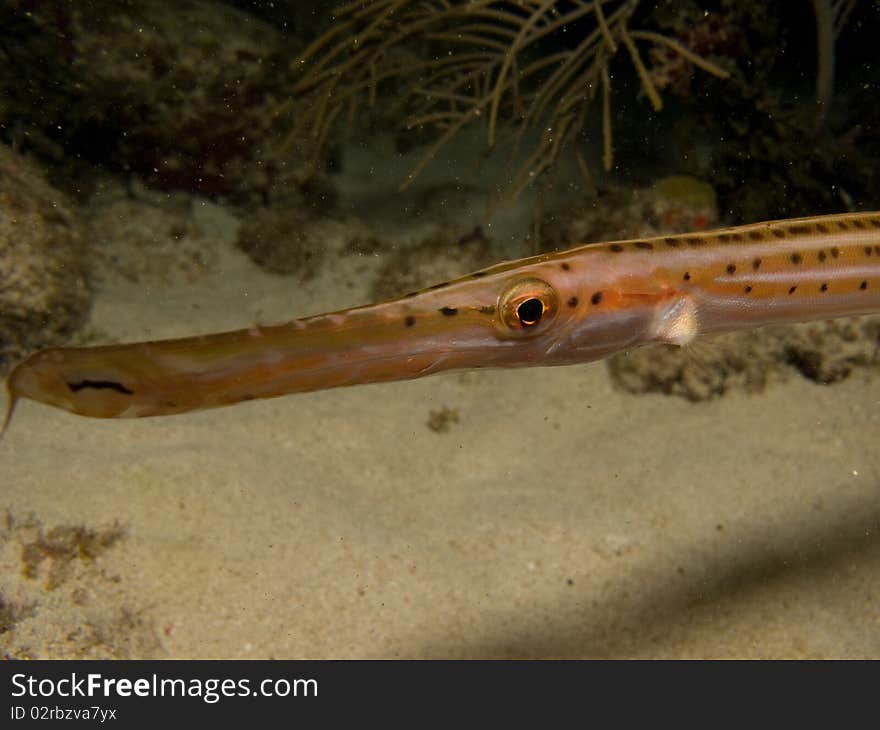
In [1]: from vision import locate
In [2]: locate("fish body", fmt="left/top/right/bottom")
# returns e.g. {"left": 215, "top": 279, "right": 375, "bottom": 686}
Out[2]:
{"left": 5, "top": 211, "right": 880, "bottom": 428}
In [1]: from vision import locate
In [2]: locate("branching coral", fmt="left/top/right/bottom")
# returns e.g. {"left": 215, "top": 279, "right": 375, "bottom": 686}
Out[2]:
{"left": 287, "top": 0, "right": 730, "bottom": 199}
{"left": 811, "top": 0, "right": 859, "bottom": 130}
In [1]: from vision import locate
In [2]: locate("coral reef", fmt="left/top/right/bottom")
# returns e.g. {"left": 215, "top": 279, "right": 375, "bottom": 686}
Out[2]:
{"left": 13, "top": 0, "right": 300, "bottom": 204}
{"left": 0, "top": 4, "right": 102, "bottom": 181}
{"left": 810, "top": 0, "right": 859, "bottom": 130}
{"left": 236, "top": 205, "right": 329, "bottom": 279}
{"left": 370, "top": 226, "right": 495, "bottom": 301}
{"left": 290, "top": 0, "right": 729, "bottom": 198}
{"left": 5, "top": 0, "right": 877, "bottom": 227}
{"left": 538, "top": 174, "right": 718, "bottom": 252}
{"left": 0, "top": 145, "right": 90, "bottom": 376}
{"left": 234, "top": 172, "right": 340, "bottom": 277}
{"left": 608, "top": 316, "right": 880, "bottom": 401}
{"left": 86, "top": 180, "right": 219, "bottom": 286}
{"left": 651, "top": 0, "right": 878, "bottom": 222}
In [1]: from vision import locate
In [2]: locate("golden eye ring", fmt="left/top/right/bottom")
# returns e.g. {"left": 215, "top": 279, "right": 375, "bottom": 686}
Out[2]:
{"left": 499, "top": 278, "right": 559, "bottom": 334}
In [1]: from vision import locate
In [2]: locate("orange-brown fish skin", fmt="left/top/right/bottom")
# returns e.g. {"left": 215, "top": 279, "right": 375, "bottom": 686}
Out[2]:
{"left": 5, "top": 211, "right": 880, "bottom": 425}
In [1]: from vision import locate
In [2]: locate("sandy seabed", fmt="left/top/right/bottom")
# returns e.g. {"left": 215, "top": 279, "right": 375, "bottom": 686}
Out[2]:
{"left": 2, "top": 195, "right": 879, "bottom": 660}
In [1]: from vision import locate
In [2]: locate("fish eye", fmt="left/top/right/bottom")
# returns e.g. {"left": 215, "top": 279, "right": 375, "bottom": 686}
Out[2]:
{"left": 517, "top": 298, "right": 544, "bottom": 326}
{"left": 499, "top": 278, "right": 558, "bottom": 334}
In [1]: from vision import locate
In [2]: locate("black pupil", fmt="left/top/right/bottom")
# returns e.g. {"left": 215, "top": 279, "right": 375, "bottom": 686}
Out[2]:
{"left": 517, "top": 298, "right": 544, "bottom": 325}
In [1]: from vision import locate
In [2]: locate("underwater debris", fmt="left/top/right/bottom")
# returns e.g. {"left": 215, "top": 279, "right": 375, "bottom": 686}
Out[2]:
{"left": 0, "top": 512, "right": 156, "bottom": 659}
{"left": 427, "top": 406, "right": 460, "bottom": 433}
{"left": 21, "top": 522, "right": 126, "bottom": 591}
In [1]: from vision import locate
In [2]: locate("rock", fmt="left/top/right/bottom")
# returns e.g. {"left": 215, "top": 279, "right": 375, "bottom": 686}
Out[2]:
{"left": 236, "top": 204, "right": 328, "bottom": 279}
{"left": 29, "top": 0, "right": 297, "bottom": 203}
{"left": 370, "top": 226, "right": 495, "bottom": 301}
{"left": 539, "top": 175, "right": 719, "bottom": 251}
{"left": 86, "top": 180, "right": 220, "bottom": 287}
{"left": 608, "top": 317, "right": 880, "bottom": 401}
{"left": 0, "top": 145, "right": 90, "bottom": 375}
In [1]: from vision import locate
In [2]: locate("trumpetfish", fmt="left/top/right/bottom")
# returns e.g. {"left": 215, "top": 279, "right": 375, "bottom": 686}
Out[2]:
{"left": 4, "top": 211, "right": 880, "bottom": 435}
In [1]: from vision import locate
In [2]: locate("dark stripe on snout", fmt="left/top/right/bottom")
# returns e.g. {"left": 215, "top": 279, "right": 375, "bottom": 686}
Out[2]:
{"left": 67, "top": 380, "right": 134, "bottom": 395}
